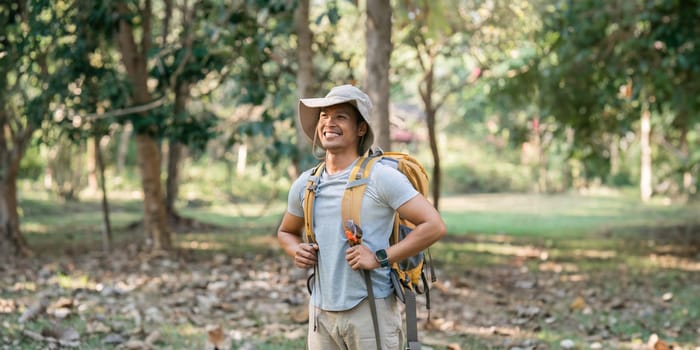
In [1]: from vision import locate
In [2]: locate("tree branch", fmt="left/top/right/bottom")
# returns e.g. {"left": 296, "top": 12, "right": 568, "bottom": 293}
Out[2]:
{"left": 82, "top": 96, "right": 167, "bottom": 121}
{"left": 169, "top": 0, "right": 198, "bottom": 89}
{"left": 434, "top": 80, "right": 467, "bottom": 112}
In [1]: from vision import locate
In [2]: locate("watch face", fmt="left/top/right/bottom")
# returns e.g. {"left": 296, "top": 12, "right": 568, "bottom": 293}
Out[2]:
{"left": 376, "top": 249, "right": 388, "bottom": 260}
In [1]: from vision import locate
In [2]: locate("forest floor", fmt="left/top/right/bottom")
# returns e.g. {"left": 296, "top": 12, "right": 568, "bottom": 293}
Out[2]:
{"left": 2, "top": 193, "right": 700, "bottom": 349}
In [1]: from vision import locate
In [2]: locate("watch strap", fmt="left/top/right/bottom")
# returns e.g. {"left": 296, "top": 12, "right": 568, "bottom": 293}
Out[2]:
{"left": 375, "top": 249, "right": 389, "bottom": 268}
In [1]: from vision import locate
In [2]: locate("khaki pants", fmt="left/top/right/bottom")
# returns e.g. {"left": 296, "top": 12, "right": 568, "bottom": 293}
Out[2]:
{"left": 307, "top": 297, "right": 404, "bottom": 350}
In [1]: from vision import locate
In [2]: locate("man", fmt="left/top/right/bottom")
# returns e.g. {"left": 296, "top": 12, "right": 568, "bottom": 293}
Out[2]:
{"left": 277, "top": 84, "right": 446, "bottom": 349}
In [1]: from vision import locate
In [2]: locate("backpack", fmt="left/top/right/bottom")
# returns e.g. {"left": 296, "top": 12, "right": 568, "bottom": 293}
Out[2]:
{"left": 302, "top": 148, "right": 435, "bottom": 350}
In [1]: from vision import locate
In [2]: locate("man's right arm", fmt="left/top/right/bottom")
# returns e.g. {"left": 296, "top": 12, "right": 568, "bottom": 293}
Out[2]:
{"left": 277, "top": 212, "right": 318, "bottom": 269}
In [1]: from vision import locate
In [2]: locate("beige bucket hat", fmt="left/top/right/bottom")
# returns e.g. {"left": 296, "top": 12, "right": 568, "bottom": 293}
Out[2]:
{"left": 298, "top": 84, "right": 374, "bottom": 155}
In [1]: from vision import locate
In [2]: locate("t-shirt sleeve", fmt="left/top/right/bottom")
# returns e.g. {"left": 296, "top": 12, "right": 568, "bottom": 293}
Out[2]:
{"left": 372, "top": 163, "right": 419, "bottom": 209}
{"left": 287, "top": 172, "right": 310, "bottom": 218}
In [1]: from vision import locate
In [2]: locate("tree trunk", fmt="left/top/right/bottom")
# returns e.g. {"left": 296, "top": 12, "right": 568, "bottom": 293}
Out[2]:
{"left": 166, "top": 141, "right": 182, "bottom": 216}
{"left": 294, "top": 0, "right": 314, "bottom": 174}
{"left": 0, "top": 112, "right": 33, "bottom": 257}
{"left": 0, "top": 179, "right": 29, "bottom": 257}
{"left": 533, "top": 117, "right": 546, "bottom": 192}
{"left": 562, "top": 127, "right": 575, "bottom": 189}
{"left": 640, "top": 97, "right": 652, "bottom": 202}
{"left": 94, "top": 134, "right": 112, "bottom": 252}
{"left": 420, "top": 65, "right": 441, "bottom": 209}
{"left": 116, "top": 122, "right": 133, "bottom": 175}
{"left": 677, "top": 117, "right": 693, "bottom": 194}
{"left": 116, "top": 0, "right": 170, "bottom": 250}
{"left": 365, "top": 0, "right": 392, "bottom": 151}
{"left": 136, "top": 134, "right": 170, "bottom": 249}
{"left": 425, "top": 106, "right": 441, "bottom": 210}
{"left": 166, "top": 82, "right": 189, "bottom": 219}
{"left": 609, "top": 133, "right": 620, "bottom": 176}
{"left": 86, "top": 137, "right": 98, "bottom": 194}
{"left": 236, "top": 143, "right": 248, "bottom": 176}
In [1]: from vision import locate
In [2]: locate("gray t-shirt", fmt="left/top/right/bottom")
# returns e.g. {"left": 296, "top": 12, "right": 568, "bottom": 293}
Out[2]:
{"left": 287, "top": 158, "right": 418, "bottom": 311}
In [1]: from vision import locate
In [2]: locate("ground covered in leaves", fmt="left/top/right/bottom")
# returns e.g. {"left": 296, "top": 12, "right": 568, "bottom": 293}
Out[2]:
{"left": 2, "top": 229, "right": 699, "bottom": 350}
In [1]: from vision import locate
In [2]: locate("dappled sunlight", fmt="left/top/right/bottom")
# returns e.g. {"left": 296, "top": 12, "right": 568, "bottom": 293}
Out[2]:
{"left": 648, "top": 254, "right": 700, "bottom": 272}
{"left": 471, "top": 242, "right": 548, "bottom": 259}
{"left": 538, "top": 261, "right": 579, "bottom": 273}
{"left": 52, "top": 274, "right": 96, "bottom": 290}
{"left": 651, "top": 243, "right": 700, "bottom": 256}
{"left": 176, "top": 240, "right": 225, "bottom": 251}
{"left": 0, "top": 298, "right": 17, "bottom": 313}
{"left": 21, "top": 223, "right": 49, "bottom": 234}
{"left": 164, "top": 323, "right": 202, "bottom": 337}
{"left": 486, "top": 234, "right": 515, "bottom": 243}
{"left": 95, "top": 276, "right": 150, "bottom": 294}
{"left": 11, "top": 282, "right": 37, "bottom": 292}
{"left": 248, "top": 235, "right": 280, "bottom": 248}
{"left": 559, "top": 274, "right": 588, "bottom": 282}
{"left": 571, "top": 249, "right": 617, "bottom": 259}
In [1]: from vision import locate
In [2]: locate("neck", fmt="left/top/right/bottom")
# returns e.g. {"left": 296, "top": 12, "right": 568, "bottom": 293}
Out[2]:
{"left": 324, "top": 151, "right": 360, "bottom": 174}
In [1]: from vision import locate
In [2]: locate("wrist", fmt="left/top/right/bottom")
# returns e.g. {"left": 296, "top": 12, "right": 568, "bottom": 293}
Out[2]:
{"left": 374, "top": 249, "right": 389, "bottom": 268}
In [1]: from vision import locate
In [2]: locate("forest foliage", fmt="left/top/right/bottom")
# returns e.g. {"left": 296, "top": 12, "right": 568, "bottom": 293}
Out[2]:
{"left": 1, "top": 0, "right": 698, "bottom": 252}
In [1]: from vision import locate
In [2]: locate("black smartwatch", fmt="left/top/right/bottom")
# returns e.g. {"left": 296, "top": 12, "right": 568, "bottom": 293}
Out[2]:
{"left": 375, "top": 249, "right": 389, "bottom": 268}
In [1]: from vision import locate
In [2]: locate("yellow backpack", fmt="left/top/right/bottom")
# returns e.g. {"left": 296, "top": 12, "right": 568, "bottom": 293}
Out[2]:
{"left": 302, "top": 149, "right": 434, "bottom": 349}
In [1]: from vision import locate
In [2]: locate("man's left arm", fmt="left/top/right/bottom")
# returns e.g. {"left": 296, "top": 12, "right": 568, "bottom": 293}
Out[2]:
{"left": 346, "top": 194, "right": 446, "bottom": 270}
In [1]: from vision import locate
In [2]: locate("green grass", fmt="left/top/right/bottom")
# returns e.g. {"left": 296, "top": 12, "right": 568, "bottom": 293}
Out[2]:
{"left": 441, "top": 192, "right": 698, "bottom": 237}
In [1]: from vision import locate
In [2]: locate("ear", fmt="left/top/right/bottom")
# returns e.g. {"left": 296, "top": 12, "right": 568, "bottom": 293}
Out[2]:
{"left": 358, "top": 122, "right": 368, "bottom": 136}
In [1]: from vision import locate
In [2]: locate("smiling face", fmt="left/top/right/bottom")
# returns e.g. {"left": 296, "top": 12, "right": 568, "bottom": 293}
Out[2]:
{"left": 316, "top": 103, "right": 368, "bottom": 156}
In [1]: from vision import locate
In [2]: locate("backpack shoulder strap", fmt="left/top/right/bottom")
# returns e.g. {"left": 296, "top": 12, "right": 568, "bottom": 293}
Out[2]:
{"left": 341, "top": 156, "right": 381, "bottom": 228}
{"left": 303, "top": 162, "right": 325, "bottom": 244}
{"left": 342, "top": 155, "right": 383, "bottom": 350}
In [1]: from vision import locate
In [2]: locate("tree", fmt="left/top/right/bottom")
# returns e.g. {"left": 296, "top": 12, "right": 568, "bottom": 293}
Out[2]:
{"left": 152, "top": 0, "right": 228, "bottom": 224}
{"left": 394, "top": 1, "right": 494, "bottom": 208}
{"left": 59, "top": 0, "right": 129, "bottom": 251}
{"left": 115, "top": 0, "right": 170, "bottom": 250}
{"left": 365, "top": 0, "right": 392, "bottom": 151}
{"left": 231, "top": 0, "right": 359, "bottom": 174}
{"left": 0, "top": 1, "right": 70, "bottom": 256}
{"left": 293, "top": 0, "right": 314, "bottom": 175}
{"left": 496, "top": 0, "right": 700, "bottom": 200}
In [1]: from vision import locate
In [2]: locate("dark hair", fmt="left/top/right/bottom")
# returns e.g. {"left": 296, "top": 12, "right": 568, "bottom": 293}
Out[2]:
{"left": 348, "top": 105, "right": 368, "bottom": 155}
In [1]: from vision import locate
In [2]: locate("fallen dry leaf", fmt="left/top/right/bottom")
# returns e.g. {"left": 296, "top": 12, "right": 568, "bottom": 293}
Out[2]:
{"left": 87, "top": 320, "right": 111, "bottom": 334}
{"left": 0, "top": 297, "right": 17, "bottom": 313}
{"left": 206, "top": 324, "right": 226, "bottom": 349}
{"left": 654, "top": 340, "right": 671, "bottom": 350}
{"left": 569, "top": 296, "right": 586, "bottom": 311}
{"left": 290, "top": 304, "right": 309, "bottom": 324}
{"left": 120, "top": 339, "right": 149, "bottom": 350}
{"left": 50, "top": 297, "right": 74, "bottom": 309}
